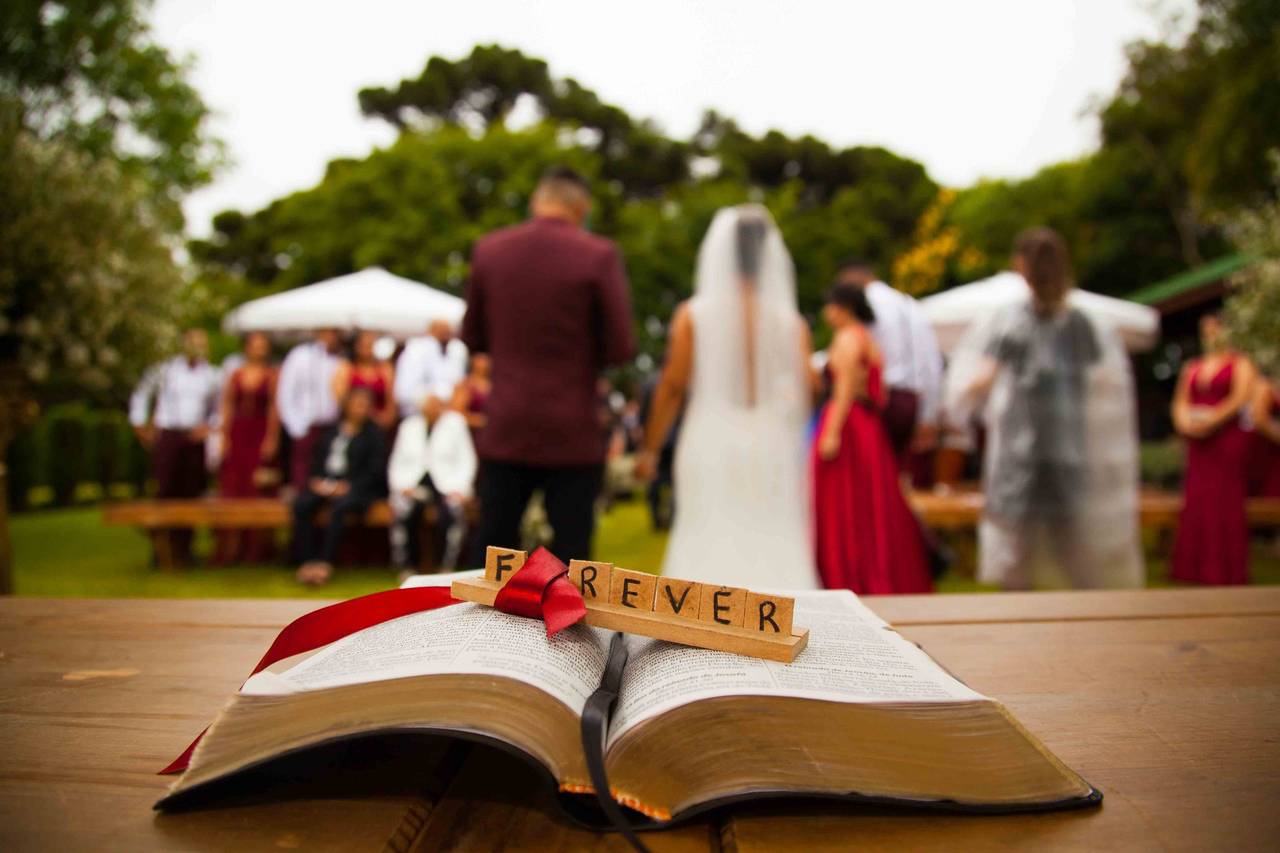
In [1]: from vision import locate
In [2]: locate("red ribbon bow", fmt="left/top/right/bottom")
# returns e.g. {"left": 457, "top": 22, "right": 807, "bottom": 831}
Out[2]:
{"left": 493, "top": 546, "right": 587, "bottom": 637}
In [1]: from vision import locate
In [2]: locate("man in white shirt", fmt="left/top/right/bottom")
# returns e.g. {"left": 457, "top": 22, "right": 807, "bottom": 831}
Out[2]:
{"left": 387, "top": 395, "right": 477, "bottom": 572}
{"left": 393, "top": 319, "right": 468, "bottom": 417}
{"left": 276, "top": 328, "right": 342, "bottom": 491}
{"left": 837, "top": 260, "right": 943, "bottom": 472}
{"left": 128, "top": 328, "right": 220, "bottom": 564}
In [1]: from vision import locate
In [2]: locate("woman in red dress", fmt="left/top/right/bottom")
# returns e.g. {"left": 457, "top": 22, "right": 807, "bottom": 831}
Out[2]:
{"left": 449, "top": 352, "right": 492, "bottom": 435}
{"left": 1171, "top": 314, "right": 1257, "bottom": 585}
{"left": 1249, "top": 375, "right": 1280, "bottom": 498}
{"left": 332, "top": 330, "right": 396, "bottom": 430}
{"left": 812, "top": 282, "right": 933, "bottom": 594}
{"left": 214, "top": 332, "right": 281, "bottom": 564}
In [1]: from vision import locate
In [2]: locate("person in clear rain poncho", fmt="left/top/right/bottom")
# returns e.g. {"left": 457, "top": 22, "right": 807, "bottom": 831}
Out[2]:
{"left": 943, "top": 228, "right": 1144, "bottom": 590}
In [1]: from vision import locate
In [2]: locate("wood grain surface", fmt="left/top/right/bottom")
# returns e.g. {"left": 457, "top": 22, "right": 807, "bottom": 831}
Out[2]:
{"left": 1, "top": 589, "right": 1277, "bottom": 851}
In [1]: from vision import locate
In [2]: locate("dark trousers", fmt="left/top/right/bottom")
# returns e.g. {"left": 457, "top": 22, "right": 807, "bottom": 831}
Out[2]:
{"left": 882, "top": 388, "right": 920, "bottom": 467}
{"left": 289, "top": 425, "right": 330, "bottom": 492}
{"left": 292, "top": 489, "right": 373, "bottom": 564}
{"left": 391, "top": 473, "right": 467, "bottom": 571}
{"left": 471, "top": 460, "right": 603, "bottom": 566}
{"left": 153, "top": 428, "right": 207, "bottom": 564}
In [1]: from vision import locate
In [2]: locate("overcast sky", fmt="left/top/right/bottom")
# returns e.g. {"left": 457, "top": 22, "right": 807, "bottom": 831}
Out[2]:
{"left": 151, "top": 0, "right": 1191, "bottom": 236}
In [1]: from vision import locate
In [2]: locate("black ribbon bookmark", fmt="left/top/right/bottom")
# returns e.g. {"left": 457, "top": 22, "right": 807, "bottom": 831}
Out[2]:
{"left": 580, "top": 631, "right": 651, "bottom": 853}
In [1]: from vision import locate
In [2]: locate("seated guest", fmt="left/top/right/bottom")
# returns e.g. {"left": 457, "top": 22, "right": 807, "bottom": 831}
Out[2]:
{"left": 387, "top": 395, "right": 477, "bottom": 574}
{"left": 277, "top": 328, "right": 342, "bottom": 491}
{"left": 293, "top": 388, "right": 388, "bottom": 586}
{"left": 332, "top": 330, "right": 397, "bottom": 430}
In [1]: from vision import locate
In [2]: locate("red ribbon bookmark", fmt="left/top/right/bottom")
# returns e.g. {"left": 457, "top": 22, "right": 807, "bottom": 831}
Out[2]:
{"left": 494, "top": 547, "right": 587, "bottom": 637}
{"left": 161, "top": 553, "right": 587, "bottom": 776}
{"left": 160, "top": 585, "right": 460, "bottom": 774}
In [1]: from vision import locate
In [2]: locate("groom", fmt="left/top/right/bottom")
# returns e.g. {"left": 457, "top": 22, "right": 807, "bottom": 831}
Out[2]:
{"left": 461, "top": 166, "right": 636, "bottom": 564}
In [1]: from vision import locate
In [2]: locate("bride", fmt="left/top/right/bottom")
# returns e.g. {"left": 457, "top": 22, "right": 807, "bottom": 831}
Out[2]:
{"left": 636, "top": 205, "right": 819, "bottom": 589}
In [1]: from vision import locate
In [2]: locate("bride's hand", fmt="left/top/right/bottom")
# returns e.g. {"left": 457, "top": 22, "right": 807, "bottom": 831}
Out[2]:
{"left": 634, "top": 449, "right": 658, "bottom": 482}
{"left": 818, "top": 431, "right": 840, "bottom": 461}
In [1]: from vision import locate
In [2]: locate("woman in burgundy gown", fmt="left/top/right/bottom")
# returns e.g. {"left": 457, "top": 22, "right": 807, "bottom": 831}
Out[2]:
{"left": 1171, "top": 314, "right": 1258, "bottom": 585}
{"left": 450, "top": 352, "right": 492, "bottom": 436}
{"left": 214, "top": 332, "right": 281, "bottom": 564}
{"left": 1248, "top": 376, "right": 1280, "bottom": 498}
{"left": 332, "top": 330, "right": 396, "bottom": 430}
{"left": 812, "top": 282, "right": 932, "bottom": 594}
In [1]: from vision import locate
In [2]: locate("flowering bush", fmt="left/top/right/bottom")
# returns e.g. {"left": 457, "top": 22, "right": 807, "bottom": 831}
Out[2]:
{"left": 1221, "top": 167, "right": 1280, "bottom": 380}
{"left": 892, "top": 189, "right": 987, "bottom": 297}
{"left": 0, "top": 115, "right": 186, "bottom": 402}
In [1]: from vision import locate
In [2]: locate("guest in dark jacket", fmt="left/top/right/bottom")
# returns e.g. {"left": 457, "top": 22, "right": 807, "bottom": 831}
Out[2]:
{"left": 461, "top": 166, "right": 636, "bottom": 564}
{"left": 293, "top": 387, "right": 388, "bottom": 585}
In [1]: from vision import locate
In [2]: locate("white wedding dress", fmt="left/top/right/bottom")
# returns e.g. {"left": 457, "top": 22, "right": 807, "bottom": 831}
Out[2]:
{"left": 660, "top": 206, "right": 819, "bottom": 589}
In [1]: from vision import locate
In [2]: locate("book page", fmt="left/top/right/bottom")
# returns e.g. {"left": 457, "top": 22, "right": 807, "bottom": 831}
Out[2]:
{"left": 607, "top": 590, "right": 986, "bottom": 746}
{"left": 240, "top": 603, "right": 609, "bottom": 716}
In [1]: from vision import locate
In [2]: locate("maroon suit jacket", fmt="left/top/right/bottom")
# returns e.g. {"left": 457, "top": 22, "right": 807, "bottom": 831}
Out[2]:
{"left": 461, "top": 217, "right": 636, "bottom": 466}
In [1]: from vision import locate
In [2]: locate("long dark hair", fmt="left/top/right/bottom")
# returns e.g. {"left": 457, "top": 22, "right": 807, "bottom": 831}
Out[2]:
{"left": 736, "top": 214, "right": 767, "bottom": 280}
{"left": 825, "top": 281, "right": 876, "bottom": 324}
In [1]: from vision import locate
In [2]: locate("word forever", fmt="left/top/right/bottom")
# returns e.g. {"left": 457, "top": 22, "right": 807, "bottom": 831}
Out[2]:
{"left": 483, "top": 546, "right": 794, "bottom": 636}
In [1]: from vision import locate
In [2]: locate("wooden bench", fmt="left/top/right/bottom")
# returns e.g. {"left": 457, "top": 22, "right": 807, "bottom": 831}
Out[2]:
{"left": 104, "top": 492, "right": 1280, "bottom": 571}
{"left": 908, "top": 489, "right": 1280, "bottom": 531}
{"left": 102, "top": 498, "right": 459, "bottom": 571}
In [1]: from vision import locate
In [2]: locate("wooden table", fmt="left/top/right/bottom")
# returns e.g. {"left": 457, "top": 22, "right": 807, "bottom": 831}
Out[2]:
{"left": 1, "top": 590, "right": 1277, "bottom": 851}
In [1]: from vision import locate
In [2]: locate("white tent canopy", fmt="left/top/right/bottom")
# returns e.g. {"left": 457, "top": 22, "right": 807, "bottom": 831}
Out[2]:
{"left": 222, "top": 268, "right": 466, "bottom": 338}
{"left": 921, "top": 271, "right": 1160, "bottom": 354}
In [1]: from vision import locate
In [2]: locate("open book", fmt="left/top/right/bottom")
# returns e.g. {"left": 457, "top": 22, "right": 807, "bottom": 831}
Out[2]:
{"left": 156, "top": 585, "right": 1099, "bottom": 823}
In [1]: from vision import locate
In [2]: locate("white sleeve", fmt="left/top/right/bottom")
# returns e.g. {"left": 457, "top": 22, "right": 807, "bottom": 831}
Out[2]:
{"left": 909, "top": 302, "right": 944, "bottom": 425}
{"left": 128, "top": 364, "right": 162, "bottom": 427}
{"left": 393, "top": 343, "right": 426, "bottom": 414}
{"left": 431, "top": 413, "right": 477, "bottom": 497}
{"left": 275, "top": 347, "right": 309, "bottom": 439}
{"left": 388, "top": 416, "right": 428, "bottom": 494}
{"left": 203, "top": 368, "right": 221, "bottom": 426}
{"left": 941, "top": 310, "right": 1001, "bottom": 431}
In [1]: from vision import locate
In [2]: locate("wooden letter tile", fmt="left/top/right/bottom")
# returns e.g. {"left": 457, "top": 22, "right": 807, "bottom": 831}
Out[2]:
{"left": 609, "top": 567, "right": 657, "bottom": 611}
{"left": 744, "top": 591, "right": 794, "bottom": 635}
{"left": 484, "top": 546, "right": 526, "bottom": 586}
{"left": 567, "top": 560, "right": 612, "bottom": 602}
{"left": 698, "top": 585, "right": 746, "bottom": 628}
{"left": 654, "top": 578, "right": 701, "bottom": 620}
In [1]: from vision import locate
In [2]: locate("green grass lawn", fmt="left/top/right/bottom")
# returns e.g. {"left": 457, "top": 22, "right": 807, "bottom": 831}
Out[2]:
{"left": 10, "top": 500, "right": 1279, "bottom": 598}
{"left": 8, "top": 500, "right": 674, "bottom": 599}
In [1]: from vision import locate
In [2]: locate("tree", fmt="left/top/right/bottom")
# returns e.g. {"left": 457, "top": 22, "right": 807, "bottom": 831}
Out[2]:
{"left": 1, "top": 0, "right": 223, "bottom": 224}
{"left": 1098, "top": 0, "right": 1280, "bottom": 266}
{"left": 1222, "top": 163, "right": 1280, "bottom": 379}
{"left": 358, "top": 44, "right": 688, "bottom": 198}
{"left": 0, "top": 1, "right": 222, "bottom": 591}
{"left": 192, "top": 124, "right": 596, "bottom": 294}
{"left": 198, "top": 46, "right": 940, "bottom": 363}
{"left": 0, "top": 110, "right": 191, "bottom": 593}
{"left": 0, "top": 112, "right": 186, "bottom": 404}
